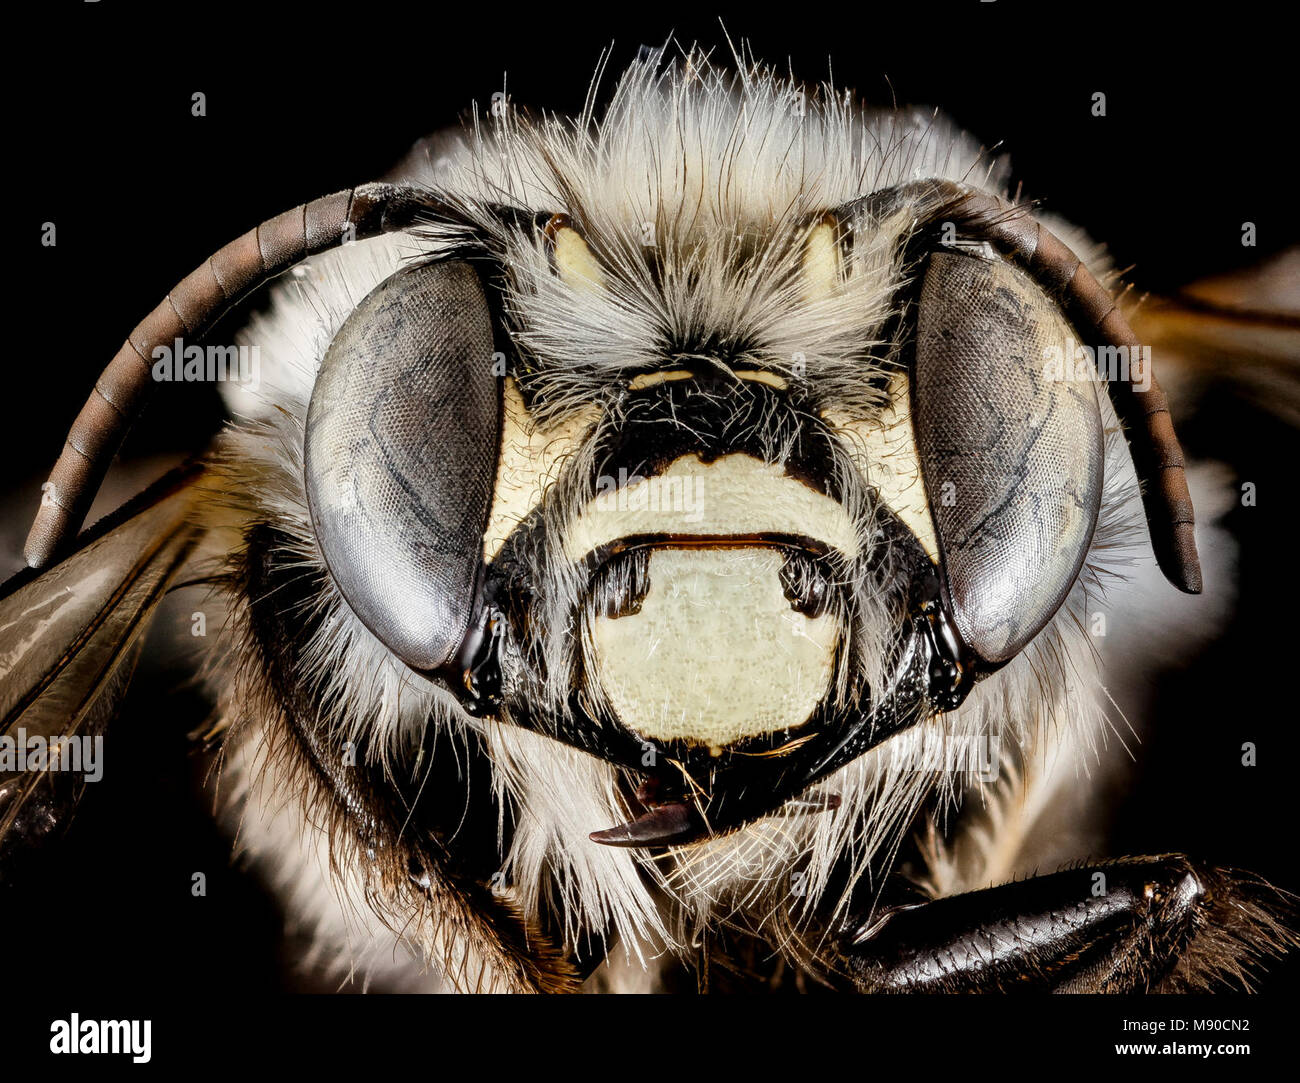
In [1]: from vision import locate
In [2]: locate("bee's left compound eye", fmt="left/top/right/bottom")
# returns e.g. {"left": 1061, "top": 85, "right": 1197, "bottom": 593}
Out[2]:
{"left": 304, "top": 259, "right": 502, "bottom": 678}
{"left": 913, "top": 251, "right": 1105, "bottom": 665}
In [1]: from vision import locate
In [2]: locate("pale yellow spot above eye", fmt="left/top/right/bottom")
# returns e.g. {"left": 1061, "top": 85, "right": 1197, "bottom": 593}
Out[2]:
{"left": 551, "top": 225, "right": 606, "bottom": 293}
{"left": 629, "top": 370, "right": 694, "bottom": 391}
{"left": 802, "top": 218, "right": 842, "bottom": 302}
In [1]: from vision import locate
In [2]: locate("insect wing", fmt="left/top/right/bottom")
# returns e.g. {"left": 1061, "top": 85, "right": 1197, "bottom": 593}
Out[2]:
{"left": 0, "top": 465, "right": 208, "bottom": 880}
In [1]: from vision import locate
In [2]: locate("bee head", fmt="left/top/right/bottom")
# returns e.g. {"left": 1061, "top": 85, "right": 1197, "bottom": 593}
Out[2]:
{"left": 301, "top": 180, "right": 1172, "bottom": 846}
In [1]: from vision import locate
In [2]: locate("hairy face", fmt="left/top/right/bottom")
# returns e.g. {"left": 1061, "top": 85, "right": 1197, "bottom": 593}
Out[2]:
{"left": 206, "top": 51, "right": 1146, "bottom": 964}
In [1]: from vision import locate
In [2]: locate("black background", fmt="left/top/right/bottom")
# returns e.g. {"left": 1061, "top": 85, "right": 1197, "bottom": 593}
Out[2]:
{"left": 4, "top": 0, "right": 1297, "bottom": 1007}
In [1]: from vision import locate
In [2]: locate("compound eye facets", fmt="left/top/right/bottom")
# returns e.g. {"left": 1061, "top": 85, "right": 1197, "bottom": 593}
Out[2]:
{"left": 305, "top": 260, "right": 503, "bottom": 674}
{"left": 913, "top": 252, "right": 1104, "bottom": 664}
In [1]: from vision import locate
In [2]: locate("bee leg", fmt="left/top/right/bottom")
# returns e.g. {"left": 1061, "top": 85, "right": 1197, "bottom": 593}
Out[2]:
{"left": 832, "top": 855, "right": 1295, "bottom": 992}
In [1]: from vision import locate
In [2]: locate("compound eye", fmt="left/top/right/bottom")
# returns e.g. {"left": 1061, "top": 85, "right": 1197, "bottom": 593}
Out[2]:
{"left": 913, "top": 251, "right": 1104, "bottom": 665}
{"left": 304, "top": 259, "right": 502, "bottom": 673}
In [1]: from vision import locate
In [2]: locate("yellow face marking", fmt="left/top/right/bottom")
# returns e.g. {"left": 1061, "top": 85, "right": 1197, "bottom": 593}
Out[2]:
{"left": 483, "top": 377, "right": 599, "bottom": 564}
{"left": 629, "top": 370, "right": 787, "bottom": 391}
{"left": 822, "top": 372, "right": 939, "bottom": 563}
{"left": 562, "top": 453, "right": 861, "bottom": 566}
{"left": 629, "top": 370, "right": 694, "bottom": 391}
{"left": 734, "top": 369, "right": 788, "bottom": 390}
{"left": 590, "top": 548, "right": 840, "bottom": 751}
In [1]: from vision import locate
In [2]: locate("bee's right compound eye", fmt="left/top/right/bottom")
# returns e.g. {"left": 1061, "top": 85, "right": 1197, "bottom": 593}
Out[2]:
{"left": 304, "top": 259, "right": 503, "bottom": 677}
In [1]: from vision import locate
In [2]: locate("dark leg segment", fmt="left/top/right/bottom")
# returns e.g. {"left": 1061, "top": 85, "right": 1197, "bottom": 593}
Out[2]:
{"left": 832, "top": 855, "right": 1295, "bottom": 993}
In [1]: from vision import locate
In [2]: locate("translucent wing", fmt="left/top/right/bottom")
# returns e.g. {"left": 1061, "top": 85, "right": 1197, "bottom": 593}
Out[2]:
{"left": 1132, "top": 248, "right": 1300, "bottom": 430}
{"left": 0, "top": 464, "right": 208, "bottom": 881}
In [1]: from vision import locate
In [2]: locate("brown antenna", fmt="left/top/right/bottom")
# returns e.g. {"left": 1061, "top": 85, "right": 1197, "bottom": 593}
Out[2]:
{"left": 25, "top": 183, "right": 429, "bottom": 570}
{"left": 851, "top": 179, "right": 1202, "bottom": 595}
